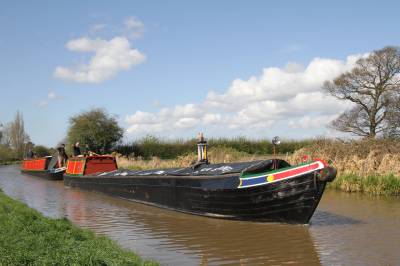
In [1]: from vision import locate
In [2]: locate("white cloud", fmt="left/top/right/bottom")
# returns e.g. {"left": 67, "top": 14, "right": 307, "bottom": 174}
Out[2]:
{"left": 124, "top": 17, "right": 145, "bottom": 39}
{"left": 289, "top": 115, "right": 339, "bottom": 129}
{"left": 125, "top": 54, "right": 364, "bottom": 137}
{"left": 54, "top": 37, "right": 145, "bottom": 83}
{"left": 90, "top": 23, "right": 107, "bottom": 33}
{"left": 37, "top": 91, "right": 60, "bottom": 108}
{"left": 47, "top": 91, "right": 56, "bottom": 99}
{"left": 55, "top": 16, "right": 146, "bottom": 84}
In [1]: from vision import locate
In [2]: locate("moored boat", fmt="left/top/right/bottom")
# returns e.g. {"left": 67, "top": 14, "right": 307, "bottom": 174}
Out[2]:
{"left": 64, "top": 154, "right": 336, "bottom": 224}
{"left": 21, "top": 156, "right": 66, "bottom": 180}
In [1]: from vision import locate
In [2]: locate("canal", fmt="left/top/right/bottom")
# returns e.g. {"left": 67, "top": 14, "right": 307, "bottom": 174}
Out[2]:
{"left": 0, "top": 165, "right": 399, "bottom": 265}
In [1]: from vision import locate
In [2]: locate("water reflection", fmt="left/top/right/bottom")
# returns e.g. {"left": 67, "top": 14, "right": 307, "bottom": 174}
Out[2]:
{"left": 311, "top": 211, "right": 362, "bottom": 226}
{"left": 1, "top": 165, "right": 400, "bottom": 266}
{"left": 62, "top": 188, "right": 321, "bottom": 265}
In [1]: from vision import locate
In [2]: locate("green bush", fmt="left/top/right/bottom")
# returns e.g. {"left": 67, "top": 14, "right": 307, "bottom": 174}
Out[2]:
{"left": 116, "top": 136, "right": 312, "bottom": 159}
{"left": 0, "top": 144, "right": 18, "bottom": 164}
{"left": 33, "top": 145, "right": 54, "bottom": 157}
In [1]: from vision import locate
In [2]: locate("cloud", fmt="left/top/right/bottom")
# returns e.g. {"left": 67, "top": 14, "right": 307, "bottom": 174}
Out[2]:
{"left": 54, "top": 37, "right": 145, "bottom": 83}
{"left": 124, "top": 17, "right": 145, "bottom": 39}
{"left": 89, "top": 23, "right": 107, "bottom": 33}
{"left": 55, "top": 16, "right": 146, "bottom": 84}
{"left": 37, "top": 91, "right": 60, "bottom": 108}
{"left": 125, "top": 54, "right": 363, "bottom": 137}
{"left": 288, "top": 115, "right": 339, "bottom": 129}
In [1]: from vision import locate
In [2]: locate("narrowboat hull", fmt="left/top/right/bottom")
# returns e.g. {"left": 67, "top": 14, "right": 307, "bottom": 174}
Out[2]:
{"left": 21, "top": 169, "right": 65, "bottom": 180}
{"left": 64, "top": 171, "right": 328, "bottom": 224}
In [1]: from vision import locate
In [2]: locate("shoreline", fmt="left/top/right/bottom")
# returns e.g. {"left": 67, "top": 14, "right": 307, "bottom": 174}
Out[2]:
{"left": 0, "top": 189, "right": 158, "bottom": 266}
{"left": 328, "top": 173, "right": 400, "bottom": 196}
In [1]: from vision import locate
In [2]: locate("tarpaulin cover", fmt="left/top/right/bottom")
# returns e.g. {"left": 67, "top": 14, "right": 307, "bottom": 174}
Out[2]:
{"left": 94, "top": 159, "right": 291, "bottom": 177}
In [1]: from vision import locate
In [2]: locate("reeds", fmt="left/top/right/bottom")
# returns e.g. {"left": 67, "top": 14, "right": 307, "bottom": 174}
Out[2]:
{"left": 116, "top": 146, "right": 274, "bottom": 170}
{"left": 329, "top": 174, "right": 400, "bottom": 196}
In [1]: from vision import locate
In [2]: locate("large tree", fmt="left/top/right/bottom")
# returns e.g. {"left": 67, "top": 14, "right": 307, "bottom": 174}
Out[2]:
{"left": 324, "top": 46, "right": 400, "bottom": 138}
{"left": 67, "top": 108, "right": 123, "bottom": 154}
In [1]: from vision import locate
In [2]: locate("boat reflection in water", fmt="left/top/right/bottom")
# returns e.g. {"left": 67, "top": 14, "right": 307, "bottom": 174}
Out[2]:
{"left": 64, "top": 188, "right": 322, "bottom": 265}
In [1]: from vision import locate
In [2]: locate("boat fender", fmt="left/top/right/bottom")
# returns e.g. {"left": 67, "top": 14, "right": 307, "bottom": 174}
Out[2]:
{"left": 318, "top": 167, "right": 337, "bottom": 182}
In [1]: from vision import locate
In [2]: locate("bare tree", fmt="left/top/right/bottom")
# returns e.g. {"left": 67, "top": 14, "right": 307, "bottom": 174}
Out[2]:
{"left": 8, "top": 111, "right": 30, "bottom": 158}
{"left": 0, "top": 123, "right": 3, "bottom": 144}
{"left": 324, "top": 46, "right": 400, "bottom": 138}
{"left": 384, "top": 96, "right": 400, "bottom": 138}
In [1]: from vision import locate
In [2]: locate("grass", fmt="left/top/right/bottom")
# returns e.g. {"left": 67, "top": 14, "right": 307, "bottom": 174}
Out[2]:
{"left": 329, "top": 174, "right": 400, "bottom": 196}
{"left": 0, "top": 189, "right": 158, "bottom": 266}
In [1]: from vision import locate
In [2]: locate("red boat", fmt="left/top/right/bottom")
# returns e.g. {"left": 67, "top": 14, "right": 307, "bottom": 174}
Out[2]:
{"left": 21, "top": 156, "right": 66, "bottom": 180}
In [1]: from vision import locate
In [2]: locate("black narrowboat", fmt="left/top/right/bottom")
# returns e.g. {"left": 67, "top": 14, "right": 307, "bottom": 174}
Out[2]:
{"left": 21, "top": 156, "right": 65, "bottom": 180}
{"left": 64, "top": 155, "right": 336, "bottom": 224}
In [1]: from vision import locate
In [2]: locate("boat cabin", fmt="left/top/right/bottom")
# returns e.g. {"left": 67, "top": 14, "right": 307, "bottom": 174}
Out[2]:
{"left": 21, "top": 156, "right": 53, "bottom": 171}
{"left": 66, "top": 156, "right": 118, "bottom": 176}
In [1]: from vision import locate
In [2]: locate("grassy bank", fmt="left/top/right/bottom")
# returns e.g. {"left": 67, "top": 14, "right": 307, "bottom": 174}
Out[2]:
{"left": 0, "top": 160, "right": 20, "bottom": 166}
{"left": 0, "top": 189, "right": 157, "bottom": 266}
{"left": 329, "top": 174, "right": 400, "bottom": 196}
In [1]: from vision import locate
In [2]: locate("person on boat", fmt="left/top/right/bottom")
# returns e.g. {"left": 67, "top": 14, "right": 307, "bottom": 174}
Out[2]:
{"left": 26, "top": 148, "right": 35, "bottom": 159}
{"left": 72, "top": 142, "right": 81, "bottom": 157}
{"left": 56, "top": 144, "right": 68, "bottom": 167}
{"left": 26, "top": 142, "right": 35, "bottom": 159}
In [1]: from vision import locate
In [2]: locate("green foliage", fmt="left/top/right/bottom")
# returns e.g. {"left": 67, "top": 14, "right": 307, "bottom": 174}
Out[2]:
{"left": 67, "top": 108, "right": 123, "bottom": 154}
{"left": 0, "top": 144, "right": 18, "bottom": 163}
{"left": 33, "top": 145, "right": 53, "bottom": 157}
{"left": 329, "top": 174, "right": 400, "bottom": 196}
{"left": 0, "top": 191, "right": 158, "bottom": 266}
{"left": 116, "top": 136, "right": 312, "bottom": 159}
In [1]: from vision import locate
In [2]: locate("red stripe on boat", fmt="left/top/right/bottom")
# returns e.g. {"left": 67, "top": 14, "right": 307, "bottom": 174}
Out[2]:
{"left": 269, "top": 162, "right": 321, "bottom": 181}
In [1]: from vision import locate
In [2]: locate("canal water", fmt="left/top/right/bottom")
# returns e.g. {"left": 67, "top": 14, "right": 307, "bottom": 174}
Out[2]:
{"left": 0, "top": 165, "right": 399, "bottom": 265}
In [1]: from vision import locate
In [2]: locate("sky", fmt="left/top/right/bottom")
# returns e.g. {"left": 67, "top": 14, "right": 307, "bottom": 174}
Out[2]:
{"left": 1, "top": 0, "right": 400, "bottom": 147}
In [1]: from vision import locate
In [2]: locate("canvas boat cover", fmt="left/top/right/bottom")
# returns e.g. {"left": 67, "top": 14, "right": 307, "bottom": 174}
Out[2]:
{"left": 94, "top": 159, "right": 291, "bottom": 177}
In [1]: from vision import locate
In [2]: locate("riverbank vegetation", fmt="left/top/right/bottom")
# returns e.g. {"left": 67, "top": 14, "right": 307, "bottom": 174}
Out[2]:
{"left": 0, "top": 189, "right": 157, "bottom": 265}
{"left": 116, "top": 135, "right": 312, "bottom": 159}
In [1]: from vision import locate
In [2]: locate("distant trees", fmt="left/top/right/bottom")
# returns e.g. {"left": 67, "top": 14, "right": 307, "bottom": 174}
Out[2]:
{"left": 67, "top": 108, "right": 123, "bottom": 154}
{"left": 9, "top": 111, "right": 30, "bottom": 158}
{"left": 33, "top": 145, "right": 53, "bottom": 157}
{"left": 324, "top": 46, "right": 400, "bottom": 138}
{"left": 0, "top": 111, "right": 30, "bottom": 160}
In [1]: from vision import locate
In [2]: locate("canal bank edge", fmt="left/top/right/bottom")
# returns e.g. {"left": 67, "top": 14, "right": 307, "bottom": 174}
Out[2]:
{"left": 0, "top": 189, "right": 158, "bottom": 266}
{"left": 328, "top": 173, "right": 400, "bottom": 196}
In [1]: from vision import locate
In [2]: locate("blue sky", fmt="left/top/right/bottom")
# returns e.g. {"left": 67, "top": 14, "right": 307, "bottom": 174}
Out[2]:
{"left": 0, "top": 0, "right": 399, "bottom": 147}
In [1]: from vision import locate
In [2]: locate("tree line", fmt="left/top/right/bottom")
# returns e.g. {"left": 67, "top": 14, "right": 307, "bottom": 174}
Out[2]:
{"left": 0, "top": 109, "right": 123, "bottom": 161}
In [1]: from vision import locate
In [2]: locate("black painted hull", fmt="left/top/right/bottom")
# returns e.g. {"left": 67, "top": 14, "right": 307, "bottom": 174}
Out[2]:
{"left": 64, "top": 171, "right": 327, "bottom": 224}
{"left": 21, "top": 170, "right": 64, "bottom": 180}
